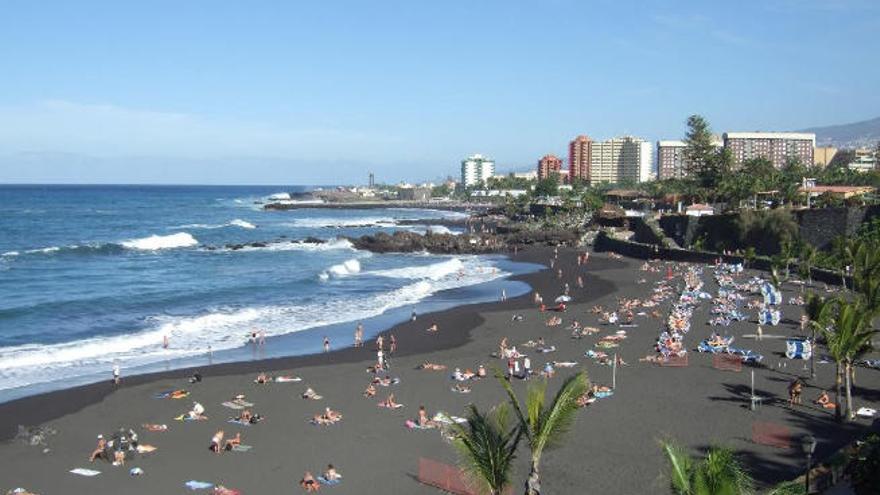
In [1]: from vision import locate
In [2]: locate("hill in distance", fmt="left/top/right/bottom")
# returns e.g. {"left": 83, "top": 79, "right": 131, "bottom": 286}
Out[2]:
{"left": 800, "top": 116, "right": 880, "bottom": 149}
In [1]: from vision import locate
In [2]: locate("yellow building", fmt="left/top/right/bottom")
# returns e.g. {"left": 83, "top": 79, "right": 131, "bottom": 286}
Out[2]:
{"left": 814, "top": 146, "right": 837, "bottom": 167}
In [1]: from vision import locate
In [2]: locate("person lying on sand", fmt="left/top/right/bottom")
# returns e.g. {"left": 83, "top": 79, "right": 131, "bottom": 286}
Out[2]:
{"left": 427, "top": 323, "right": 439, "bottom": 332}
{"left": 418, "top": 362, "right": 446, "bottom": 371}
{"left": 188, "top": 401, "right": 207, "bottom": 420}
{"left": 300, "top": 471, "right": 320, "bottom": 492}
{"left": 363, "top": 383, "right": 376, "bottom": 397}
{"left": 371, "top": 375, "right": 399, "bottom": 386}
{"left": 378, "top": 393, "right": 402, "bottom": 409}
{"left": 224, "top": 432, "right": 241, "bottom": 451}
{"left": 545, "top": 316, "right": 562, "bottom": 327}
{"left": 312, "top": 407, "right": 342, "bottom": 425}
{"left": 451, "top": 383, "right": 471, "bottom": 394}
{"left": 113, "top": 449, "right": 126, "bottom": 466}
{"left": 89, "top": 435, "right": 106, "bottom": 462}
{"left": 477, "top": 365, "right": 487, "bottom": 378}
{"left": 213, "top": 485, "right": 239, "bottom": 495}
{"left": 254, "top": 372, "right": 272, "bottom": 384}
{"left": 302, "top": 387, "right": 322, "bottom": 400}
{"left": 6, "top": 490, "right": 40, "bottom": 495}
{"left": 511, "top": 314, "right": 524, "bottom": 321}
{"left": 323, "top": 464, "right": 342, "bottom": 483}
{"left": 142, "top": 423, "right": 168, "bottom": 432}
{"left": 815, "top": 390, "right": 836, "bottom": 410}
{"left": 210, "top": 430, "right": 224, "bottom": 453}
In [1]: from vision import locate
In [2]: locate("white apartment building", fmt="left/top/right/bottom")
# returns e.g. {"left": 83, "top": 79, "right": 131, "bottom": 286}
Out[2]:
{"left": 848, "top": 148, "right": 878, "bottom": 172}
{"left": 460, "top": 154, "right": 496, "bottom": 187}
{"left": 589, "top": 136, "right": 655, "bottom": 184}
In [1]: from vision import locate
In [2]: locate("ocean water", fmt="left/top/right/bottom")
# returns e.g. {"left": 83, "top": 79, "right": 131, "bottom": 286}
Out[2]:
{"left": 0, "top": 185, "right": 538, "bottom": 402}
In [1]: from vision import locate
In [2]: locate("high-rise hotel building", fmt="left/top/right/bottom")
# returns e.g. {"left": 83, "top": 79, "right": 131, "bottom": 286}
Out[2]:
{"left": 568, "top": 135, "right": 593, "bottom": 183}
{"left": 656, "top": 136, "right": 722, "bottom": 179}
{"left": 537, "top": 154, "right": 564, "bottom": 180}
{"left": 460, "top": 154, "right": 495, "bottom": 187}
{"left": 723, "top": 132, "right": 815, "bottom": 169}
{"left": 589, "top": 136, "right": 654, "bottom": 184}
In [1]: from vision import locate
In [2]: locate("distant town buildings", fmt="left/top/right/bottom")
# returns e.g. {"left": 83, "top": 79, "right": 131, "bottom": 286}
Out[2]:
{"left": 460, "top": 154, "right": 495, "bottom": 187}
{"left": 656, "top": 136, "right": 722, "bottom": 180}
{"left": 568, "top": 135, "right": 593, "bottom": 183}
{"left": 814, "top": 146, "right": 838, "bottom": 167}
{"left": 537, "top": 154, "right": 564, "bottom": 180}
{"left": 723, "top": 132, "right": 815, "bottom": 169}
{"left": 848, "top": 148, "right": 878, "bottom": 172}
{"left": 589, "top": 136, "right": 654, "bottom": 184}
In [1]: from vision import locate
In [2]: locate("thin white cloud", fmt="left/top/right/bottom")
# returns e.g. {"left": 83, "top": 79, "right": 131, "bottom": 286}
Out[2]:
{"left": 652, "top": 12, "right": 755, "bottom": 47}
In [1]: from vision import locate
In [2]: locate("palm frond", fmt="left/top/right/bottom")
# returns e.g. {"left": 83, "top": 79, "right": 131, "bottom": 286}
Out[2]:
{"left": 533, "top": 372, "right": 588, "bottom": 455}
{"left": 660, "top": 440, "right": 694, "bottom": 495}
{"left": 451, "top": 404, "right": 522, "bottom": 495}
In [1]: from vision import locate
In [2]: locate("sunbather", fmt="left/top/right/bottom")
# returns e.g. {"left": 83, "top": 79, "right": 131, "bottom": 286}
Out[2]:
{"left": 788, "top": 378, "right": 803, "bottom": 407}
{"left": 378, "top": 393, "right": 401, "bottom": 408}
{"left": 210, "top": 430, "right": 224, "bottom": 453}
{"left": 427, "top": 323, "right": 438, "bottom": 332}
{"left": 300, "top": 471, "right": 320, "bottom": 492}
{"left": 815, "top": 390, "right": 836, "bottom": 410}
{"left": 323, "top": 464, "right": 342, "bottom": 483}
{"left": 88, "top": 435, "right": 106, "bottom": 462}
{"left": 254, "top": 372, "right": 271, "bottom": 384}
{"left": 224, "top": 432, "right": 241, "bottom": 451}
{"left": 363, "top": 383, "right": 376, "bottom": 397}
{"left": 418, "top": 362, "right": 446, "bottom": 371}
{"left": 302, "top": 387, "right": 322, "bottom": 400}
{"left": 418, "top": 406, "right": 438, "bottom": 428}
{"left": 189, "top": 401, "right": 207, "bottom": 420}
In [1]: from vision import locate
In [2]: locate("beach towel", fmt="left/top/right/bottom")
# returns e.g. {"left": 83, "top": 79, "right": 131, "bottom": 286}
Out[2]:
{"left": 319, "top": 476, "right": 342, "bottom": 486}
{"left": 185, "top": 480, "right": 214, "bottom": 490}
{"left": 231, "top": 444, "right": 252, "bottom": 452}
{"left": 70, "top": 468, "right": 101, "bottom": 477}
{"left": 856, "top": 407, "right": 877, "bottom": 418}
{"left": 227, "top": 418, "right": 252, "bottom": 426}
{"left": 378, "top": 402, "right": 405, "bottom": 409}
{"left": 404, "top": 419, "right": 433, "bottom": 429}
{"left": 174, "top": 414, "right": 207, "bottom": 422}
{"left": 136, "top": 444, "right": 157, "bottom": 453}
{"left": 433, "top": 412, "right": 467, "bottom": 424}
{"left": 594, "top": 391, "right": 614, "bottom": 399}
{"left": 274, "top": 376, "right": 301, "bottom": 383}
{"left": 142, "top": 423, "right": 167, "bottom": 432}
{"left": 221, "top": 401, "right": 245, "bottom": 410}
{"left": 553, "top": 361, "right": 578, "bottom": 368}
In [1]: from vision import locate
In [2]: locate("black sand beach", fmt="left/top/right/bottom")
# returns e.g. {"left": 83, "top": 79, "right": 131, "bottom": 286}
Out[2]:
{"left": 1, "top": 247, "right": 878, "bottom": 494}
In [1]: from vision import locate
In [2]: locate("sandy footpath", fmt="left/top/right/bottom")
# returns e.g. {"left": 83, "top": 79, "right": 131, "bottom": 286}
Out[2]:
{"left": 1, "top": 247, "right": 878, "bottom": 494}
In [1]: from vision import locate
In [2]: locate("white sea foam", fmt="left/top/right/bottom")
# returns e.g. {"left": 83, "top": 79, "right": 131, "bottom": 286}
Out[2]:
{"left": 268, "top": 192, "right": 291, "bottom": 200}
{"left": 219, "top": 238, "right": 356, "bottom": 253}
{"left": 171, "top": 219, "right": 257, "bottom": 230}
{"left": 229, "top": 219, "right": 256, "bottom": 229}
{"left": 319, "top": 258, "right": 361, "bottom": 280}
{"left": 369, "top": 258, "right": 465, "bottom": 281}
{"left": 285, "top": 216, "right": 399, "bottom": 229}
{"left": 1, "top": 251, "right": 20, "bottom": 257}
{"left": 0, "top": 256, "right": 508, "bottom": 391}
{"left": 121, "top": 232, "right": 198, "bottom": 251}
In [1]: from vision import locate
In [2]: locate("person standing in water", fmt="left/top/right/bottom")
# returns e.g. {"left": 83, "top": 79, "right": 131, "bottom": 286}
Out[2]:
{"left": 112, "top": 363, "right": 121, "bottom": 385}
{"left": 323, "top": 336, "right": 330, "bottom": 353}
{"left": 355, "top": 322, "right": 364, "bottom": 347}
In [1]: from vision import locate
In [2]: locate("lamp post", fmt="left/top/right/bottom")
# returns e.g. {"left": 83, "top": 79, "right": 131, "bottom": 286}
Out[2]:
{"left": 801, "top": 434, "right": 817, "bottom": 494}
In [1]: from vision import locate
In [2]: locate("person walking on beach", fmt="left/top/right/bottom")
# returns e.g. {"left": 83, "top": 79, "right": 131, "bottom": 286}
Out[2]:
{"left": 258, "top": 330, "right": 266, "bottom": 346}
{"left": 411, "top": 309, "right": 417, "bottom": 321}
{"left": 376, "top": 335, "right": 384, "bottom": 351}
{"left": 389, "top": 334, "right": 397, "bottom": 354}
{"left": 112, "top": 363, "right": 121, "bottom": 385}
{"left": 501, "top": 289, "right": 507, "bottom": 302}
{"left": 323, "top": 336, "right": 330, "bottom": 353}
{"left": 355, "top": 322, "right": 364, "bottom": 347}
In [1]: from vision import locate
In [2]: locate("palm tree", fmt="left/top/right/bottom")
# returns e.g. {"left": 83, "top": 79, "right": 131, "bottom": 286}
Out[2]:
{"left": 661, "top": 440, "right": 754, "bottom": 495}
{"left": 498, "top": 371, "right": 589, "bottom": 495}
{"left": 450, "top": 404, "right": 522, "bottom": 495}
{"left": 798, "top": 243, "right": 817, "bottom": 290}
{"left": 805, "top": 293, "right": 834, "bottom": 380}
{"left": 820, "top": 299, "right": 876, "bottom": 421}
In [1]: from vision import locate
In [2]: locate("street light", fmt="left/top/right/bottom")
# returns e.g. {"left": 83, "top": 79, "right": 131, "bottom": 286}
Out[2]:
{"left": 801, "top": 434, "right": 817, "bottom": 494}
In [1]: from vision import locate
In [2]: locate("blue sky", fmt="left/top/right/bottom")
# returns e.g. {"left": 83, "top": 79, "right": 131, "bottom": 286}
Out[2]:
{"left": 1, "top": 0, "right": 878, "bottom": 184}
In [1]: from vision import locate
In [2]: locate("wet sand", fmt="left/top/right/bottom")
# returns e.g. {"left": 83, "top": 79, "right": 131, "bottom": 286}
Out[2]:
{"left": 1, "top": 247, "right": 878, "bottom": 494}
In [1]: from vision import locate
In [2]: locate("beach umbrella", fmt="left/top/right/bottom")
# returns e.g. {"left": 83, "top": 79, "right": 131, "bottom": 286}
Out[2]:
{"left": 554, "top": 295, "right": 571, "bottom": 303}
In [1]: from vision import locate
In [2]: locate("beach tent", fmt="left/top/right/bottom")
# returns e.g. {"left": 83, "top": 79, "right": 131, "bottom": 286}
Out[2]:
{"left": 758, "top": 308, "right": 781, "bottom": 326}
{"left": 785, "top": 339, "right": 812, "bottom": 360}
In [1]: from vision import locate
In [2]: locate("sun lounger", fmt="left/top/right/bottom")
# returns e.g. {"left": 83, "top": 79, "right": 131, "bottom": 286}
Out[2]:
{"left": 856, "top": 407, "right": 877, "bottom": 418}
{"left": 785, "top": 339, "right": 812, "bottom": 360}
{"left": 274, "top": 376, "right": 302, "bottom": 383}
{"left": 231, "top": 444, "right": 252, "bottom": 452}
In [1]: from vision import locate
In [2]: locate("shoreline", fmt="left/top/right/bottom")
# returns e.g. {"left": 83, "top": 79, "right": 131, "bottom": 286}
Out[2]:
{"left": 0, "top": 246, "right": 599, "bottom": 442}
{"left": 262, "top": 200, "right": 493, "bottom": 211}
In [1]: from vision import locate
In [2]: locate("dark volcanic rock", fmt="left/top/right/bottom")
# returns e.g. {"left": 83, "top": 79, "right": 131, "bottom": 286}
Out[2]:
{"left": 348, "top": 227, "right": 580, "bottom": 255}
